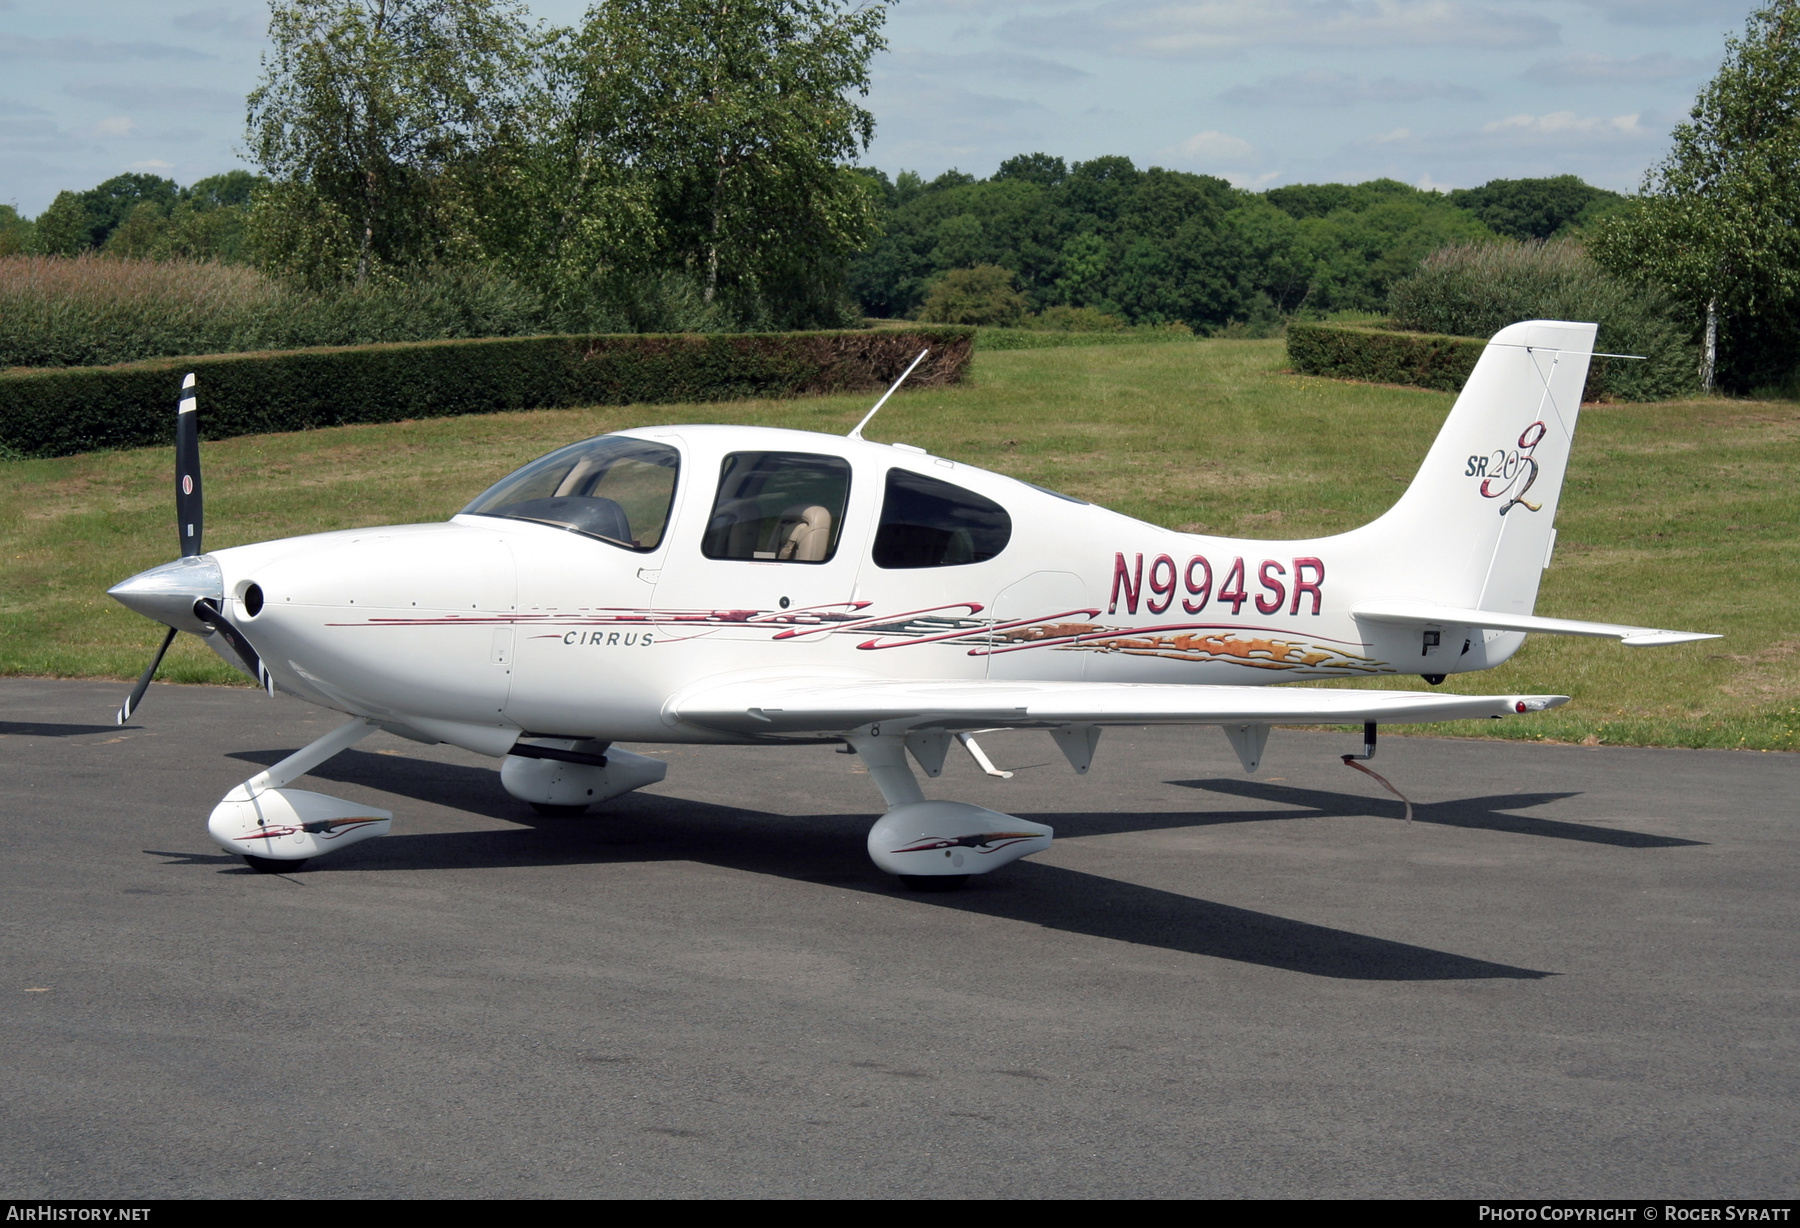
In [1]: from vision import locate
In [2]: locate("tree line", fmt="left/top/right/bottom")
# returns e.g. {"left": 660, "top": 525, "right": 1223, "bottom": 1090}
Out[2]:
{"left": 850, "top": 162, "right": 1623, "bottom": 330}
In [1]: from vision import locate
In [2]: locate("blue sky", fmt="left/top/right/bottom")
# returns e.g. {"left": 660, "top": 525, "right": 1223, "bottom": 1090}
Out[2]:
{"left": 0, "top": 0, "right": 1763, "bottom": 215}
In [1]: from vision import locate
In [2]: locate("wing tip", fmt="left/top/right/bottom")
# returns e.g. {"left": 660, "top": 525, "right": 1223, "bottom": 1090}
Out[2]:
{"left": 1620, "top": 631, "right": 1721, "bottom": 647}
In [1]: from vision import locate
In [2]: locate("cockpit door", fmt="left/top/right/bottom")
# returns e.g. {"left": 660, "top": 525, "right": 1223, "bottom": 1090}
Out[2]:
{"left": 650, "top": 448, "right": 870, "bottom": 642}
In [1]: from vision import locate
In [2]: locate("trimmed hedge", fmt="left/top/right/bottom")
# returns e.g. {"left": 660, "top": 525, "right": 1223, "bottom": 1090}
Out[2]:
{"left": 0, "top": 327, "right": 973, "bottom": 459}
{"left": 1286, "top": 321, "right": 1609, "bottom": 401}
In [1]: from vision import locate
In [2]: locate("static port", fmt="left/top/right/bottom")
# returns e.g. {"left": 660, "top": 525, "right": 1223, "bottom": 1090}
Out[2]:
{"left": 242, "top": 583, "right": 265, "bottom": 617}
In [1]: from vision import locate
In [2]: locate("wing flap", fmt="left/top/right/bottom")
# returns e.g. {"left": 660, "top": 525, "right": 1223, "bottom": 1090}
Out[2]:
{"left": 669, "top": 676, "right": 1568, "bottom": 736}
{"left": 1352, "top": 599, "right": 1717, "bottom": 647}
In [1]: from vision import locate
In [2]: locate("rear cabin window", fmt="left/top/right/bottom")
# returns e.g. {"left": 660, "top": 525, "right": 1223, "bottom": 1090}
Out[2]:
{"left": 873, "top": 468, "right": 1012, "bottom": 568}
{"left": 702, "top": 452, "right": 852, "bottom": 564}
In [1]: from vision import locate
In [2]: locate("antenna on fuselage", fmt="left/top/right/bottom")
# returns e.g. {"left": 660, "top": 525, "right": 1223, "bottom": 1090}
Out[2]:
{"left": 848, "top": 349, "right": 929, "bottom": 441}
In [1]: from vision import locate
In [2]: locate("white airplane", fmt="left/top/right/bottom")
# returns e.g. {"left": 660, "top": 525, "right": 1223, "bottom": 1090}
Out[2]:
{"left": 109, "top": 320, "right": 1714, "bottom": 887}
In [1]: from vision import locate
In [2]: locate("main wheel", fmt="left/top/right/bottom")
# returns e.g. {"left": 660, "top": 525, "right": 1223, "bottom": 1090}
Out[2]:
{"left": 530, "top": 802, "right": 590, "bottom": 817}
{"left": 243, "top": 855, "right": 307, "bottom": 874}
{"left": 897, "top": 874, "right": 969, "bottom": 892}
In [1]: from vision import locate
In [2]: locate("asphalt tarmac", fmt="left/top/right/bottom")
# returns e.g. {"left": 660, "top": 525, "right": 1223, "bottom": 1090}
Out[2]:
{"left": 1, "top": 677, "right": 1795, "bottom": 1199}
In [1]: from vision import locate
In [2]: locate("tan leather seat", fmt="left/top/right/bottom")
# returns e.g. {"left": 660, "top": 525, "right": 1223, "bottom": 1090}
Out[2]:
{"left": 775, "top": 504, "right": 833, "bottom": 562}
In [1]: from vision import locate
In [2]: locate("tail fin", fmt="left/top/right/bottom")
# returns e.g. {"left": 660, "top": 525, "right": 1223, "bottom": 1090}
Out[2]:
{"left": 1353, "top": 320, "right": 1596, "bottom": 616}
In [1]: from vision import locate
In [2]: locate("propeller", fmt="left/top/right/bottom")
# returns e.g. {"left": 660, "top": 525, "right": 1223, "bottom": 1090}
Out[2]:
{"left": 193, "top": 597, "right": 267, "bottom": 690}
{"left": 117, "top": 626, "right": 179, "bottom": 724}
{"left": 176, "top": 372, "right": 203, "bottom": 556}
{"left": 116, "top": 373, "right": 214, "bottom": 725}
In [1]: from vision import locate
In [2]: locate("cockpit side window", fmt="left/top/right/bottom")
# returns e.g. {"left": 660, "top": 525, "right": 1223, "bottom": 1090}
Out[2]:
{"left": 873, "top": 468, "right": 1011, "bottom": 568}
{"left": 460, "top": 435, "right": 680, "bottom": 551}
{"left": 702, "top": 451, "right": 852, "bottom": 563}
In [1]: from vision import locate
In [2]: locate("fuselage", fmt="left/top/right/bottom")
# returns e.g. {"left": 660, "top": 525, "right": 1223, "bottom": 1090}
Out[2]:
{"left": 201, "top": 424, "right": 1521, "bottom": 744}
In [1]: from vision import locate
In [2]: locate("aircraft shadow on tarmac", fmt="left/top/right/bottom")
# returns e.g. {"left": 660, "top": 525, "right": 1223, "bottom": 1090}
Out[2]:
{"left": 1173, "top": 778, "right": 1705, "bottom": 849}
{"left": 184, "top": 746, "right": 1554, "bottom": 983}
{"left": 1, "top": 720, "right": 127, "bottom": 737}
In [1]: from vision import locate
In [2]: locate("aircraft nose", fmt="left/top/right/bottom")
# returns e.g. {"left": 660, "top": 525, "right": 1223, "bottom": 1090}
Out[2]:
{"left": 108, "top": 555, "right": 222, "bottom": 634}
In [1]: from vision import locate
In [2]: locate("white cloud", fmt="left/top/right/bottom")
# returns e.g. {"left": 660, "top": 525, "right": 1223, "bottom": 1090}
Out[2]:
{"left": 864, "top": 67, "right": 1049, "bottom": 173}
{"left": 1523, "top": 51, "right": 1709, "bottom": 84}
{"left": 1167, "top": 130, "right": 1257, "bottom": 160}
{"left": 0, "top": 117, "right": 60, "bottom": 150}
{"left": 0, "top": 34, "right": 209, "bottom": 62}
{"left": 1340, "top": 109, "right": 1665, "bottom": 185}
{"left": 1007, "top": 0, "right": 1558, "bottom": 59}
{"left": 130, "top": 159, "right": 177, "bottom": 171}
{"left": 1574, "top": 0, "right": 1757, "bottom": 27}
{"left": 1221, "top": 69, "right": 1481, "bottom": 107}
{"left": 65, "top": 81, "right": 243, "bottom": 113}
{"left": 1153, "top": 130, "right": 1262, "bottom": 178}
{"left": 884, "top": 47, "right": 1089, "bottom": 84}
{"left": 173, "top": 7, "right": 269, "bottom": 41}
{"left": 1479, "top": 111, "right": 1646, "bottom": 139}
{"left": 86, "top": 116, "right": 138, "bottom": 139}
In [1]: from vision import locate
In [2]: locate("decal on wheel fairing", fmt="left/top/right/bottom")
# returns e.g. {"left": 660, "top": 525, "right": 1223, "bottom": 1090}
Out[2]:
{"left": 889, "top": 832, "right": 1047, "bottom": 855}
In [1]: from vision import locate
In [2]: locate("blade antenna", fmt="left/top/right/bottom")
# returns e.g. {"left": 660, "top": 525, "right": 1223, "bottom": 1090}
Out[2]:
{"left": 849, "top": 349, "right": 929, "bottom": 441}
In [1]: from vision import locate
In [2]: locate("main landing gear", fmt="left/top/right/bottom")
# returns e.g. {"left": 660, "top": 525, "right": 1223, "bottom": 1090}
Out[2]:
{"left": 846, "top": 728, "right": 1054, "bottom": 891}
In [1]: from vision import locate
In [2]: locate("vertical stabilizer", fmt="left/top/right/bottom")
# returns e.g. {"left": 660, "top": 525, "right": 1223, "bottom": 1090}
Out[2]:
{"left": 1354, "top": 320, "right": 1595, "bottom": 616}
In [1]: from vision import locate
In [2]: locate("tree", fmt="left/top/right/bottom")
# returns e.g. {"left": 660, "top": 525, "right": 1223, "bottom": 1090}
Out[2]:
{"left": 918, "top": 264, "right": 1026, "bottom": 325}
{"left": 1591, "top": 0, "right": 1800, "bottom": 391}
{"left": 1446, "top": 175, "right": 1624, "bottom": 241}
{"left": 103, "top": 202, "right": 172, "bottom": 258}
{"left": 993, "top": 152, "right": 1067, "bottom": 189}
{"left": 76, "top": 174, "right": 180, "bottom": 250}
{"left": 246, "top": 0, "right": 534, "bottom": 286}
{"left": 0, "top": 204, "right": 33, "bottom": 256}
{"left": 32, "top": 192, "right": 87, "bottom": 256}
{"left": 559, "top": 0, "right": 888, "bottom": 324}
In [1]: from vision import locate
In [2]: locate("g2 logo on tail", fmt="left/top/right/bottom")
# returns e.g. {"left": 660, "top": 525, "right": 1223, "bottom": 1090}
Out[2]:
{"left": 1466, "top": 421, "right": 1547, "bottom": 515}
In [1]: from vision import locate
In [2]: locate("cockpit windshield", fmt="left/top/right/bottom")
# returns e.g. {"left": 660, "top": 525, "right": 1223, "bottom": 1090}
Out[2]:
{"left": 460, "top": 435, "right": 680, "bottom": 551}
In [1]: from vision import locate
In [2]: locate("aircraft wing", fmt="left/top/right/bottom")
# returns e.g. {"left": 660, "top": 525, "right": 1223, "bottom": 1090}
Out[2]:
{"left": 1352, "top": 599, "right": 1717, "bottom": 647}
{"left": 668, "top": 676, "right": 1568, "bottom": 737}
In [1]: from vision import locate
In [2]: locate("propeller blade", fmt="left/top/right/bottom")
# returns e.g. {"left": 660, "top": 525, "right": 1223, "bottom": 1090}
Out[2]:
{"left": 118, "top": 625, "right": 179, "bottom": 725}
{"left": 176, "top": 373, "right": 203, "bottom": 557}
{"left": 192, "top": 597, "right": 262, "bottom": 681}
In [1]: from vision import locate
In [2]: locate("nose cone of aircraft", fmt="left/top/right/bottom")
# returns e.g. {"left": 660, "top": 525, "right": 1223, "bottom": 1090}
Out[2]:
{"left": 108, "top": 555, "right": 222, "bottom": 634}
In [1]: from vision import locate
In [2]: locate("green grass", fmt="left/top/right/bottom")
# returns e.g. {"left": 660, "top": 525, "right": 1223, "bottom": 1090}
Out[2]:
{"left": 3, "top": 338, "right": 1795, "bottom": 750}
{"left": 971, "top": 326, "right": 1199, "bottom": 351}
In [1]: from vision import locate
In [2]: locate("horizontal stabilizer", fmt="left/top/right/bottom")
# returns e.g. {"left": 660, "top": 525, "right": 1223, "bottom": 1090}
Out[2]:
{"left": 1352, "top": 600, "right": 1718, "bottom": 647}
{"left": 669, "top": 675, "right": 1568, "bottom": 737}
